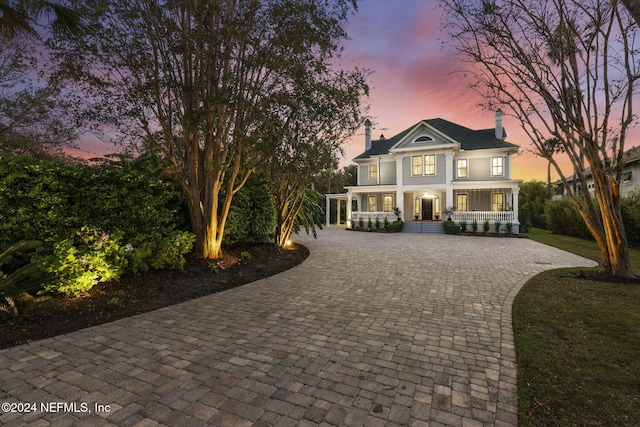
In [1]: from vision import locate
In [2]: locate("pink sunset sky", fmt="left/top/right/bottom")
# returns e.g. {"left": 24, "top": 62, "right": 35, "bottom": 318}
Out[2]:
{"left": 72, "top": 0, "right": 639, "bottom": 183}
{"left": 336, "top": 0, "right": 640, "bottom": 182}
{"left": 336, "top": 0, "right": 550, "bottom": 182}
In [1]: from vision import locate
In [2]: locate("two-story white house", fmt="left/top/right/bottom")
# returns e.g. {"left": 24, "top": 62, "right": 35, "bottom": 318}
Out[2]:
{"left": 344, "top": 111, "right": 523, "bottom": 233}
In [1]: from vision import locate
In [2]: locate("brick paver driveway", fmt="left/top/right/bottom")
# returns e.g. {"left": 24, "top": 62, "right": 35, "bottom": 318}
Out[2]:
{"left": 0, "top": 228, "right": 596, "bottom": 427}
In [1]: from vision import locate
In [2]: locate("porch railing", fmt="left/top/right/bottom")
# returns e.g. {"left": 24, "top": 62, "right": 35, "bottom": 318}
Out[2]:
{"left": 451, "top": 211, "right": 515, "bottom": 223}
{"left": 350, "top": 212, "right": 399, "bottom": 224}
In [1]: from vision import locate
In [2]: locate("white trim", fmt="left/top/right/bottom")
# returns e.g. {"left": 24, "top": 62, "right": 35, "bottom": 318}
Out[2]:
{"left": 345, "top": 185, "right": 397, "bottom": 193}
{"left": 391, "top": 143, "right": 456, "bottom": 154}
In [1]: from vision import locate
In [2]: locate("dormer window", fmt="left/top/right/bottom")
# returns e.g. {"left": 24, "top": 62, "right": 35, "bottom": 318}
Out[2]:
{"left": 414, "top": 136, "right": 434, "bottom": 143}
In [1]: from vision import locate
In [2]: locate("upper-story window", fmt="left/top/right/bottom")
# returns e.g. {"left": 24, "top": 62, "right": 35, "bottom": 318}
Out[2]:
{"left": 492, "top": 157, "right": 504, "bottom": 176}
{"left": 412, "top": 154, "right": 436, "bottom": 176}
{"left": 369, "top": 164, "right": 378, "bottom": 180}
{"left": 412, "top": 156, "right": 423, "bottom": 176}
{"left": 424, "top": 154, "right": 436, "bottom": 175}
{"left": 457, "top": 159, "right": 468, "bottom": 178}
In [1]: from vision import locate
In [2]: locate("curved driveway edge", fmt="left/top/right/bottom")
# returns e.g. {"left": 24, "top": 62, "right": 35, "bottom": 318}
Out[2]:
{"left": 0, "top": 228, "right": 597, "bottom": 427}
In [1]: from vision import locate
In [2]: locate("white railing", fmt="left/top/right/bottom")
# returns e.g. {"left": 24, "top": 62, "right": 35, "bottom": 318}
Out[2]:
{"left": 351, "top": 212, "right": 399, "bottom": 224}
{"left": 451, "top": 211, "right": 515, "bottom": 224}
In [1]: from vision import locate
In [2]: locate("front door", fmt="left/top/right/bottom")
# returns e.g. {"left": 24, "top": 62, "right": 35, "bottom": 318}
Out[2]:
{"left": 421, "top": 199, "right": 433, "bottom": 220}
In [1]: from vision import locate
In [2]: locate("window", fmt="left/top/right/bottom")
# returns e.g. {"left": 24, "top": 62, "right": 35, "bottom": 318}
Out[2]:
{"left": 369, "top": 164, "right": 378, "bottom": 180}
{"left": 492, "top": 157, "right": 504, "bottom": 176}
{"left": 424, "top": 154, "right": 436, "bottom": 175}
{"left": 414, "top": 136, "right": 434, "bottom": 142}
{"left": 492, "top": 193, "right": 504, "bottom": 211}
{"left": 412, "top": 156, "right": 423, "bottom": 176}
{"left": 457, "top": 194, "right": 468, "bottom": 211}
{"left": 383, "top": 195, "right": 394, "bottom": 212}
{"left": 368, "top": 195, "right": 377, "bottom": 212}
{"left": 457, "top": 159, "right": 468, "bottom": 178}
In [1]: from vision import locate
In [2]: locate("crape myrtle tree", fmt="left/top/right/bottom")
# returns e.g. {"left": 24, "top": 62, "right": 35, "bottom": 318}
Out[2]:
{"left": 50, "top": 0, "right": 361, "bottom": 259}
{"left": 440, "top": 0, "right": 640, "bottom": 278}
{"left": 261, "top": 68, "right": 368, "bottom": 247}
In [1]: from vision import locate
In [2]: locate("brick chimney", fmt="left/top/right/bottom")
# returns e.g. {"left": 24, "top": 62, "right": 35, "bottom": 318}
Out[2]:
{"left": 495, "top": 109, "right": 504, "bottom": 139}
{"left": 365, "top": 119, "right": 372, "bottom": 151}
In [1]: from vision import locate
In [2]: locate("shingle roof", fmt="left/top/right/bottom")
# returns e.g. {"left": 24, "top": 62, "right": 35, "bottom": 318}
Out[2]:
{"left": 354, "top": 118, "right": 519, "bottom": 160}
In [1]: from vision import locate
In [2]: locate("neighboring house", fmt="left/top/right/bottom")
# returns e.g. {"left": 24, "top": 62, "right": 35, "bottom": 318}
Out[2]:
{"left": 553, "top": 145, "right": 640, "bottom": 198}
{"left": 343, "top": 111, "right": 523, "bottom": 233}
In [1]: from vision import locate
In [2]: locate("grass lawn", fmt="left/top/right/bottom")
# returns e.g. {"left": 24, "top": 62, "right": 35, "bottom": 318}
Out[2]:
{"left": 515, "top": 228, "right": 640, "bottom": 426}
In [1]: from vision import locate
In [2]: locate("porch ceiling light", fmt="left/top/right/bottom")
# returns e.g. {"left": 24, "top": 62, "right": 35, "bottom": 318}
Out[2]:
{"left": 419, "top": 190, "right": 436, "bottom": 199}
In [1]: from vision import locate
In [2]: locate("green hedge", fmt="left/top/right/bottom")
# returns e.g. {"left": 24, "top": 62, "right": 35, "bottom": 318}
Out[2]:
{"left": 444, "top": 220, "right": 461, "bottom": 235}
{"left": 223, "top": 175, "right": 276, "bottom": 245}
{"left": 544, "top": 197, "right": 591, "bottom": 238}
{"left": 0, "top": 154, "right": 182, "bottom": 249}
{"left": 544, "top": 192, "right": 640, "bottom": 245}
{"left": 622, "top": 189, "right": 640, "bottom": 245}
{"left": 0, "top": 154, "right": 194, "bottom": 296}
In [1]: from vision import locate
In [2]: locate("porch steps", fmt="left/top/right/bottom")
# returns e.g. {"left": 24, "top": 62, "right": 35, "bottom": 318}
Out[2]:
{"left": 402, "top": 221, "right": 445, "bottom": 234}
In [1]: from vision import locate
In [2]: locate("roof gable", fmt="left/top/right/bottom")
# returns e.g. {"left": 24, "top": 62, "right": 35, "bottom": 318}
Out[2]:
{"left": 388, "top": 120, "right": 458, "bottom": 151}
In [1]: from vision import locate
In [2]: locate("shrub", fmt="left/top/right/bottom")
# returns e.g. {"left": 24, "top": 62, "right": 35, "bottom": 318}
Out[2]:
{"left": 483, "top": 219, "right": 490, "bottom": 233}
{"left": 387, "top": 220, "right": 404, "bottom": 232}
{"left": 622, "top": 189, "right": 640, "bottom": 245}
{"left": 472, "top": 219, "right": 478, "bottom": 232}
{"left": 0, "top": 154, "right": 181, "bottom": 251}
{"left": 358, "top": 218, "right": 364, "bottom": 230}
{"left": 444, "top": 220, "right": 461, "bottom": 235}
{"left": 367, "top": 218, "right": 372, "bottom": 230}
{"left": 460, "top": 221, "right": 467, "bottom": 233}
{"left": 0, "top": 154, "right": 197, "bottom": 296}
{"left": 375, "top": 216, "right": 380, "bottom": 230}
{"left": 40, "top": 227, "right": 194, "bottom": 296}
{"left": 545, "top": 197, "right": 591, "bottom": 237}
{"left": 223, "top": 175, "right": 276, "bottom": 244}
{"left": 384, "top": 216, "right": 390, "bottom": 230}
{"left": 0, "top": 241, "right": 54, "bottom": 314}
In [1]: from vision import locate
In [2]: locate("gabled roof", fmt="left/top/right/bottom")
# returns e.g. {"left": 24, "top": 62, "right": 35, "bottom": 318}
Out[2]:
{"left": 354, "top": 118, "right": 518, "bottom": 160}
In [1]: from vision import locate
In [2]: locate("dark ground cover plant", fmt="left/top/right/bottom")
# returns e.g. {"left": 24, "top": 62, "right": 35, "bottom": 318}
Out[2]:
{"left": 0, "top": 242, "right": 308, "bottom": 349}
{"left": 515, "top": 228, "right": 640, "bottom": 426}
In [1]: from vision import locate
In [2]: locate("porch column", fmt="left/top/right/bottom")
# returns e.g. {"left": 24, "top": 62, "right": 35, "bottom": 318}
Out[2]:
{"left": 512, "top": 185, "right": 520, "bottom": 223}
{"left": 396, "top": 156, "right": 404, "bottom": 220}
{"left": 325, "top": 196, "right": 330, "bottom": 225}
{"left": 347, "top": 193, "right": 353, "bottom": 227}
{"left": 445, "top": 153, "right": 454, "bottom": 209}
{"left": 337, "top": 198, "right": 342, "bottom": 225}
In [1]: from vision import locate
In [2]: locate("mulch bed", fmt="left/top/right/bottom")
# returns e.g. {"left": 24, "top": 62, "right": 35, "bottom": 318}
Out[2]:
{"left": 0, "top": 243, "right": 308, "bottom": 350}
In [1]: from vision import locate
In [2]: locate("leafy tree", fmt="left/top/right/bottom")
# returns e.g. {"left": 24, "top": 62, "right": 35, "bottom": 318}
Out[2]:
{"left": 261, "top": 66, "right": 368, "bottom": 248}
{"left": 519, "top": 179, "right": 549, "bottom": 230}
{"left": 519, "top": 180, "right": 548, "bottom": 217}
{"left": 315, "top": 164, "right": 357, "bottom": 195}
{"left": 441, "top": 0, "right": 639, "bottom": 277}
{"left": 51, "top": 0, "right": 360, "bottom": 259}
{"left": 0, "top": 34, "right": 80, "bottom": 155}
